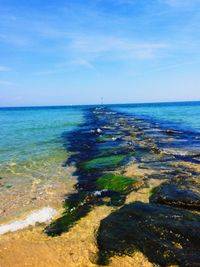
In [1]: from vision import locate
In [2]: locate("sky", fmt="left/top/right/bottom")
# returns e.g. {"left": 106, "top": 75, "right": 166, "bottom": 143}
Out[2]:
{"left": 0, "top": 0, "right": 200, "bottom": 107}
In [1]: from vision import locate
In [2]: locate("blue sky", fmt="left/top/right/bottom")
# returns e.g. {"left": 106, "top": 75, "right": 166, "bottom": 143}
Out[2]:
{"left": 0, "top": 0, "right": 200, "bottom": 106}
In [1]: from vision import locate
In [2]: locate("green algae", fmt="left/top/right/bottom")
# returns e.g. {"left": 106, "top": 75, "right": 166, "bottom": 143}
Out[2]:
{"left": 45, "top": 192, "right": 93, "bottom": 236}
{"left": 45, "top": 204, "right": 91, "bottom": 237}
{"left": 96, "top": 173, "right": 137, "bottom": 193}
{"left": 82, "top": 155, "right": 126, "bottom": 170}
{"left": 97, "top": 135, "right": 113, "bottom": 142}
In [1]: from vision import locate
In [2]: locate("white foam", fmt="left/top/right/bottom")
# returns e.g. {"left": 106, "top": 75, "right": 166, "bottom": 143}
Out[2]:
{"left": 93, "top": 189, "right": 108, "bottom": 196}
{"left": 0, "top": 207, "right": 57, "bottom": 235}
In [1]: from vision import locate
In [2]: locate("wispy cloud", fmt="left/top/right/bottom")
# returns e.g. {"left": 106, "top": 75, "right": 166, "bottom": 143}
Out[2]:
{"left": 33, "top": 35, "right": 169, "bottom": 76}
{"left": 0, "top": 80, "right": 16, "bottom": 86}
{"left": 70, "top": 58, "right": 95, "bottom": 69}
{"left": 34, "top": 59, "right": 95, "bottom": 75}
{"left": 70, "top": 35, "right": 169, "bottom": 60}
{"left": 0, "top": 33, "right": 31, "bottom": 46}
{"left": 162, "top": 0, "right": 200, "bottom": 7}
{"left": 0, "top": 65, "right": 11, "bottom": 72}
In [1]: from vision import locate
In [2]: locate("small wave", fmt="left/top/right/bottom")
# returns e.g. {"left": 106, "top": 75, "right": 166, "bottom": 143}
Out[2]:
{"left": 0, "top": 207, "right": 57, "bottom": 235}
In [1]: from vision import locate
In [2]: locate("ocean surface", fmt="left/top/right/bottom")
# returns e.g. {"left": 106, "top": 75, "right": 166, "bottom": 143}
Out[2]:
{"left": 1, "top": 101, "right": 200, "bottom": 183}
{"left": 0, "top": 102, "right": 200, "bottom": 178}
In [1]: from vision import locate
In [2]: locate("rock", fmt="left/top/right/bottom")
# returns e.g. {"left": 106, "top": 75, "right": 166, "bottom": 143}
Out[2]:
{"left": 97, "top": 202, "right": 200, "bottom": 266}
{"left": 162, "top": 148, "right": 200, "bottom": 157}
{"left": 164, "top": 129, "right": 182, "bottom": 134}
{"left": 150, "top": 180, "right": 200, "bottom": 210}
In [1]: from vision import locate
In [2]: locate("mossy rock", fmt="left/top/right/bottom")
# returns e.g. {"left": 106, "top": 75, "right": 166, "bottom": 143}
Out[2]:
{"left": 45, "top": 192, "right": 94, "bottom": 237}
{"left": 96, "top": 173, "right": 137, "bottom": 193}
{"left": 45, "top": 204, "right": 91, "bottom": 237}
{"left": 82, "top": 155, "right": 126, "bottom": 170}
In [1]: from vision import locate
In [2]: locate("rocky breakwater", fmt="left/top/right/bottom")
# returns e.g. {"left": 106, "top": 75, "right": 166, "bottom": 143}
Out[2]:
{"left": 96, "top": 109, "right": 200, "bottom": 266}
{"left": 44, "top": 107, "right": 144, "bottom": 236}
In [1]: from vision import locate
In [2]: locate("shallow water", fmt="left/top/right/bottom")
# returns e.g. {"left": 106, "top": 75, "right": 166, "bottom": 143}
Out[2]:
{"left": 0, "top": 106, "right": 84, "bottom": 223}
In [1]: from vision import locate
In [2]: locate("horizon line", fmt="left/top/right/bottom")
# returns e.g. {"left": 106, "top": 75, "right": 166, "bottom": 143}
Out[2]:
{"left": 0, "top": 99, "right": 200, "bottom": 109}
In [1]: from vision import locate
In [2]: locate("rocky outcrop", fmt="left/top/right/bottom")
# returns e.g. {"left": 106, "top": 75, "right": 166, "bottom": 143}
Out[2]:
{"left": 97, "top": 202, "right": 200, "bottom": 266}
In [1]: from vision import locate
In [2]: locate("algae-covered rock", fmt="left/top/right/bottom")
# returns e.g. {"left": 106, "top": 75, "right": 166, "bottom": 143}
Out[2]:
{"left": 45, "top": 204, "right": 91, "bottom": 237}
{"left": 45, "top": 192, "right": 94, "bottom": 236}
{"left": 97, "top": 202, "right": 200, "bottom": 266}
{"left": 82, "top": 155, "right": 126, "bottom": 170}
{"left": 96, "top": 173, "right": 137, "bottom": 193}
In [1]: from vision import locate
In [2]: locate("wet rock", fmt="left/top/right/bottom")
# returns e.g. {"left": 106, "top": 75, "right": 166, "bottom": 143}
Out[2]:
{"left": 138, "top": 162, "right": 174, "bottom": 171}
{"left": 162, "top": 148, "right": 200, "bottom": 157}
{"left": 164, "top": 129, "right": 182, "bottom": 135}
{"left": 150, "top": 180, "right": 200, "bottom": 210}
{"left": 97, "top": 202, "right": 200, "bottom": 266}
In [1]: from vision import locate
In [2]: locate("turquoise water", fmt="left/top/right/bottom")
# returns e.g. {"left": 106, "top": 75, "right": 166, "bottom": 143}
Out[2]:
{"left": 1, "top": 102, "right": 200, "bottom": 180}
{"left": 0, "top": 106, "right": 84, "bottom": 180}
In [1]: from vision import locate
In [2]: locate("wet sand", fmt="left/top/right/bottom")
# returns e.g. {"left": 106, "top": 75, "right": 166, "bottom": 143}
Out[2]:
{"left": 0, "top": 165, "right": 76, "bottom": 224}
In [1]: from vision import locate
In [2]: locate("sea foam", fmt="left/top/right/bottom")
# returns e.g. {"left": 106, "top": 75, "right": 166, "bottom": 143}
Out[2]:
{"left": 0, "top": 207, "right": 57, "bottom": 235}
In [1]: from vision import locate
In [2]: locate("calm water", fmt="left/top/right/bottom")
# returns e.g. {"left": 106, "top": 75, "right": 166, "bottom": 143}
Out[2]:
{"left": 0, "top": 106, "right": 84, "bottom": 181}
{"left": 1, "top": 101, "right": 200, "bottom": 181}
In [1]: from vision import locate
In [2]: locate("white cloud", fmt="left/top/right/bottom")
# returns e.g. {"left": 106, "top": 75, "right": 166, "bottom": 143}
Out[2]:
{"left": 70, "top": 35, "right": 169, "bottom": 60}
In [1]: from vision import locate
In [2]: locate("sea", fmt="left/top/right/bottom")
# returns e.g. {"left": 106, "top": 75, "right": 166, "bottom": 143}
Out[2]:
{"left": 0, "top": 101, "right": 200, "bottom": 224}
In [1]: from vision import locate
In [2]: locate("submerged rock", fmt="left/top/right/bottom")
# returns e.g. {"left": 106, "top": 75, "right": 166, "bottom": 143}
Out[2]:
{"left": 97, "top": 202, "right": 200, "bottom": 266}
{"left": 81, "top": 155, "right": 126, "bottom": 171}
